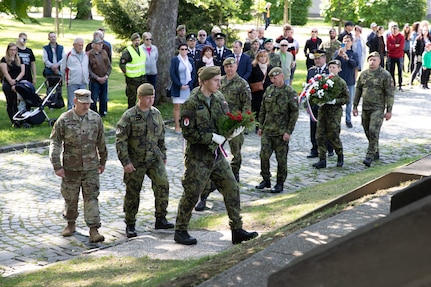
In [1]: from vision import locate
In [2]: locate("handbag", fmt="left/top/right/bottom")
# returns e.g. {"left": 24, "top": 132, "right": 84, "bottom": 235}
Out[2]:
{"left": 250, "top": 81, "right": 264, "bottom": 92}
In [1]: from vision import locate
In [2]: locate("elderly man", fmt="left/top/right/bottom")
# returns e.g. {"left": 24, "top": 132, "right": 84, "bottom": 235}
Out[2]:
{"left": 256, "top": 67, "right": 298, "bottom": 193}
{"left": 61, "top": 37, "right": 89, "bottom": 110}
{"left": 120, "top": 32, "right": 146, "bottom": 108}
{"left": 174, "top": 66, "right": 258, "bottom": 245}
{"left": 49, "top": 89, "right": 107, "bottom": 243}
{"left": 353, "top": 52, "right": 394, "bottom": 167}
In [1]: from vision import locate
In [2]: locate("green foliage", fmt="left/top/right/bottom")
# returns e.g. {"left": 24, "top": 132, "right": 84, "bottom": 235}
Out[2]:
{"left": 321, "top": 0, "right": 359, "bottom": 23}
{"left": 0, "top": 0, "right": 31, "bottom": 21}
{"left": 270, "top": 0, "right": 312, "bottom": 26}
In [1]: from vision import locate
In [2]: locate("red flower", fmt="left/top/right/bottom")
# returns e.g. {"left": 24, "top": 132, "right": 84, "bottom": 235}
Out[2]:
{"left": 246, "top": 110, "right": 252, "bottom": 115}
{"left": 317, "top": 75, "right": 322, "bottom": 80}
{"left": 323, "top": 84, "right": 329, "bottom": 89}
{"left": 328, "top": 75, "right": 334, "bottom": 79}
{"left": 310, "top": 89, "right": 316, "bottom": 94}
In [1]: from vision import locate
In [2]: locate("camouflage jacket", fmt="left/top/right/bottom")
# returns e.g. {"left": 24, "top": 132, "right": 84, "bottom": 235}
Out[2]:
{"left": 116, "top": 105, "right": 166, "bottom": 167}
{"left": 268, "top": 52, "right": 282, "bottom": 68}
{"left": 220, "top": 73, "right": 252, "bottom": 113}
{"left": 354, "top": 67, "right": 394, "bottom": 112}
{"left": 259, "top": 84, "right": 299, "bottom": 136}
{"left": 49, "top": 109, "right": 107, "bottom": 171}
{"left": 181, "top": 87, "right": 230, "bottom": 156}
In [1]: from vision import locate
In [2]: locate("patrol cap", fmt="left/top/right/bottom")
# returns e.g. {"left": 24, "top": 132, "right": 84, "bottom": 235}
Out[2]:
{"left": 223, "top": 57, "right": 236, "bottom": 66}
{"left": 215, "top": 32, "right": 226, "bottom": 39}
{"left": 251, "top": 38, "right": 260, "bottom": 45}
{"left": 92, "top": 37, "right": 103, "bottom": 44}
{"left": 199, "top": 66, "right": 221, "bottom": 81}
{"left": 309, "top": 49, "right": 326, "bottom": 59}
{"left": 268, "top": 67, "right": 283, "bottom": 77}
{"left": 177, "top": 24, "right": 186, "bottom": 31}
{"left": 137, "top": 83, "right": 155, "bottom": 97}
{"left": 328, "top": 59, "right": 341, "bottom": 67}
{"left": 367, "top": 51, "right": 380, "bottom": 60}
{"left": 186, "top": 33, "right": 197, "bottom": 41}
{"left": 263, "top": 38, "right": 273, "bottom": 44}
{"left": 130, "top": 32, "right": 140, "bottom": 41}
{"left": 74, "top": 89, "right": 93, "bottom": 103}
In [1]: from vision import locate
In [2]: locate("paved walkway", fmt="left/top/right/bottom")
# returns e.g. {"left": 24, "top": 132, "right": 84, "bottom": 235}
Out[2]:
{"left": 0, "top": 87, "right": 430, "bottom": 278}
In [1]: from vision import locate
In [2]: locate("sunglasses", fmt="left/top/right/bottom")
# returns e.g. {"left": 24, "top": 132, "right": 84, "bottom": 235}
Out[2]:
{"left": 199, "top": 34, "right": 206, "bottom": 37}
{"left": 145, "top": 38, "right": 152, "bottom": 40}
{"left": 180, "top": 48, "right": 188, "bottom": 50}
{"left": 312, "top": 31, "right": 317, "bottom": 33}
{"left": 281, "top": 44, "right": 288, "bottom": 47}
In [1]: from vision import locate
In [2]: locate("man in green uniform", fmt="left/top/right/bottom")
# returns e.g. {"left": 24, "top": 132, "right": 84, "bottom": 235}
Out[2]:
{"left": 255, "top": 67, "right": 299, "bottom": 193}
{"left": 116, "top": 83, "right": 174, "bottom": 238}
{"left": 174, "top": 66, "right": 258, "bottom": 245}
{"left": 353, "top": 51, "right": 394, "bottom": 167}
{"left": 194, "top": 57, "right": 252, "bottom": 211}
{"left": 49, "top": 89, "right": 107, "bottom": 243}
{"left": 312, "top": 60, "right": 350, "bottom": 169}
{"left": 120, "top": 32, "right": 146, "bottom": 109}
{"left": 263, "top": 38, "right": 281, "bottom": 68}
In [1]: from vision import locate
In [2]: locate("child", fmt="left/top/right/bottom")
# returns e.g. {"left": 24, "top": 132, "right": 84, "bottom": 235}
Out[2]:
{"left": 421, "top": 42, "right": 431, "bottom": 89}
{"left": 313, "top": 60, "right": 350, "bottom": 169}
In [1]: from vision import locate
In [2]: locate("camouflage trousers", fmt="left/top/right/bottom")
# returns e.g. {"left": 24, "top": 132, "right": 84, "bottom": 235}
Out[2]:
{"left": 228, "top": 133, "right": 244, "bottom": 175}
{"left": 123, "top": 157, "right": 169, "bottom": 225}
{"left": 176, "top": 152, "right": 242, "bottom": 231}
{"left": 61, "top": 169, "right": 101, "bottom": 228}
{"left": 260, "top": 134, "right": 289, "bottom": 184}
{"left": 361, "top": 109, "right": 384, "bottom": 158}
{"left": 125, "top": 75, "right": 146, "bottom": 109}
{"left": 316, "top": 105, "right": 343, "bottom": 159}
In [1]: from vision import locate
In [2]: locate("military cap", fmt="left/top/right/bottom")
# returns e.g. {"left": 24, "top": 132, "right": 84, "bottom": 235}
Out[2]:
{"left": 309, "top": 49, "right": 326, "bottom": 59}
{"left": 199, "top": 66, "right": 221, "bottom": 81}
{"left": 137, "top": 83, "right": 155, "bottom": 97}
{"left": 92, "top": 37, "right": 103, "bottom": 44}
{"left": 367, "top": 51, "right": 380, "bottom": 60}
{"left": 263, "top": 38, "right": 273, "bottom": 44}
{"left": 186, "top": 33, "right": 197, "bottom": 41}
{"left": 251, "top": 38, "right": 260, "bottom": 45}
{"left": 74, "top": 89, "right": 93, "bottom": 103}
{"left": 268, "top": 67, "right": 283, "bottom": 77}
{"left": 177, "top": 24, "right": 186, "bottom": 31}
{"left": 328, "top": 59, "right": 341, "bottom": 67}
{"left": 130, "top": 32, "right": 140, "bottom": 41}
{"left": 223, "top": 57, "right": 236, "bottom": 66}
{"left": 215, "top": 32, "right": 226, "bottom": 39}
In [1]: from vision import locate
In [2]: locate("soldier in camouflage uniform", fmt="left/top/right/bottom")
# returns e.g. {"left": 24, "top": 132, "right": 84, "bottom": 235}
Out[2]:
{"left": 312, "top": 60, "right": 350, "bottom": 169}
{"left": 353, "top": 51, "right": 394, "bottom": 167}
{"left": 116, "top": 83, "right": 174, "bottom": 238}
{"left": 255, "top": 67, "right": 299, "bottom": 193}
{"left": 49, "top": 89, "right": 107, "bottom": 243}
{"left": 263, "top": 38, "right": 282, "bottom": 68}
{"left": 174, "top": 66, "right": 258, "bottom": 245}
{"left": 194, "top": 57, "right": 252, "bottom": 211}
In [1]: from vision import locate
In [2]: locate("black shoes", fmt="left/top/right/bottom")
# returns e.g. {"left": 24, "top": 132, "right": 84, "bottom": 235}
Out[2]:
{"left": 174, "top": 230, "right": 197, "bottom": 245}
{"left": 337, "top": 154, "right": 344, "bottom": 167}
{"left": 306, "top": 152, "right": 318, "bottom": 158}
{"left": 126, "top": 224, "right": 137, "bottom": 238}
{"left": 232, "top": 229, "right": 259, "bottom": 244}
{"left": 234, "top": 173, "right": 240, "bottom": 183}
{"left": 328, "top": 151, "right": 334, "bottom": 157}
{"left": 270, "top": 183, "right": 283, "bottom": 193}
{"left": 312, "top": 159, "right": 327, "bottom": 169}
{"left": 374, "top": 152, "right": 380, "bottom": 160}
{"left": 255, "top": 180, "right": 271, "bottom": 189}
{"left": 155, "top": 217, "right": 174, "bottom": 229}
{"left": 363, "top": 157, "right": 373, "bottom": 167}
{"left": 195, "top": 198, "right": 207, "bottom": 211}
{"left": 346, "top": 122, "right": 353, "bottom": 128}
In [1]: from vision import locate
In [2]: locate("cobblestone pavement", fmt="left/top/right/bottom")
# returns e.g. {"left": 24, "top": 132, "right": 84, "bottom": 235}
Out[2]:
{"left": 0, "top": 88, "right": 430, "bottom": 277}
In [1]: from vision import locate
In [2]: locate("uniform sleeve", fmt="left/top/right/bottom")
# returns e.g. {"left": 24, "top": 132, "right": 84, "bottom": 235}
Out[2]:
{"left": 49, "top": 117, "right": 64, "bottom": 171}
{"left": 286, "top": 89, "right": 299, "bottom": 135}
{"left": 115, "top": 113, "right": 132, "bottom": 166}
{"left": 336, "top": 78, "right": 350, "bottom": 106}
{"left": 384, "top": 73, "right": 394, "bottom": 113}
{"left": 241, "top": 80, "right": 252, "bottom": 112}
{"left": 97, "top": 119, "right": 108, "bottom": 166}
{"left": 157, "top": 114, "right": 167, "bottom": 160}
{"left": 353, "top": 74, "right": 364, "bottom": 109}
{"left": 119, "top": 49, "right": 131, "bottom": 73}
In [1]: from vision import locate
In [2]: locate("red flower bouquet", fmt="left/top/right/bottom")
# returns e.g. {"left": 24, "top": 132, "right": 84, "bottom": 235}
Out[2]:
{"left": 217, "top": 110, "right": 256, "bottom": 137}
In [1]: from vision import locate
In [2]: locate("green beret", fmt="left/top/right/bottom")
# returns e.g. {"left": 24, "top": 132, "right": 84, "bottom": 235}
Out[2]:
{"left": 137, "top": 83, "right": 155, "bottom": 97}
{"left": 223, "top": 57, "right": 236, "bottom": 66}
{"left": 268, "top": 67, "right": 283, "bottom": 77}
{"left": 130, "top": 32, "right": 140, "bottom": 41}
{"left": 199, "top": 66, "right": 221, "bottom": 81}
{"left": 263, "top": 38, "right": 273, "bottom": 44}
{"left": 367, "top": 51, "right": 380, "bottom": 60}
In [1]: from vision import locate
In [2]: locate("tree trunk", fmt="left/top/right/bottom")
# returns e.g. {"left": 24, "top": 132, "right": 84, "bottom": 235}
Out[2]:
{"left": 147, "top": 0, "right": 179, "bottom": 104}
{"left": 43, "top": 0, "right": 52, "bottom": 18}
{"left": 75, "top": 0, "right": 93, "bottom": 20}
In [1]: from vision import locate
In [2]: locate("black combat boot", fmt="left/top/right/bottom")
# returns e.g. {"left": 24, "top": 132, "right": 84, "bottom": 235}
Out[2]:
{"left": 255, "top": 180, "right": 271, "bottom": 189}
{"left": 195, "top": 196, "right": 207, "bottom": 211}
{"left": 374, "top": 152, "right": 380, "bottom": 160}
{"left": 155, "top": 217, "right": 174, "bottom": 229}
{"left": 312, "top": 159, "right": 327, "bottom": 169}
{"left": 232, "top": 229, "right": 259, "bottom": 244}
{"left": 174, "top": 230, "right": 197, "bottom": 245}
{"left": 126, "top": 224, "right": 137, "bottom": 238}
{"left": 336, "top": 154, "right": 344, "bottom": 167}
{"left": 270, "top": 183, "right": 283, "bottom": 193}
{"left": 233, "top": 173, "right": 240, "bottom": 183}
{"left": 363, "top": 157, "right": 373, "bottom": 167}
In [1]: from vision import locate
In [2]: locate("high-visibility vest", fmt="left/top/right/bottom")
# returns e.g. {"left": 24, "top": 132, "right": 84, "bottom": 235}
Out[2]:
{"left": 125, "top": 46, "right": 146, "bottom": 78}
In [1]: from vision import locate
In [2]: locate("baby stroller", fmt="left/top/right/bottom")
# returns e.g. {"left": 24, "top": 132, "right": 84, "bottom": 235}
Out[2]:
{"left": 12, "top": 80, "right": 59, "bottom": 127}
{"left": 44, "top": 75, "right": 64, "bottom": 109}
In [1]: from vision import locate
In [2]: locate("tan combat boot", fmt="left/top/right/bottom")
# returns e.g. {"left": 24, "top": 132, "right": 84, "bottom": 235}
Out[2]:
{"left": 62, "top": 221, "right": 76, "bottom": 237}
{"left": 89, "top": 227, "right": 105, "bottom": 243}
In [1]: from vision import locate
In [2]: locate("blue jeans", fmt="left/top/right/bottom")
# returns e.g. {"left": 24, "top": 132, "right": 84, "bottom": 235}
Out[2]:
{"left": 67, "top": 83, "right": 87, "bottom": 110}
{"left": 90, "top": 81, "right": 108, "bottom": 116}
{"left": 345, "top": 85, "right": 355, "bottom": 123}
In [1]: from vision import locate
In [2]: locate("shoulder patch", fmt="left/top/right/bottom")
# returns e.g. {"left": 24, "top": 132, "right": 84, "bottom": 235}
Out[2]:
{"left": 183, "top": 117, "right": 190, "bottom": 127}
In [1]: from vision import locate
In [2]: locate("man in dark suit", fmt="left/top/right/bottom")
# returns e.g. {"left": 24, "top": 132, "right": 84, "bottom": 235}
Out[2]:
{"left": 186, "top": 33, "right": 201, "bottom": 63}
{"left": 231, "top": 40, "right": 252, "bottom": 81}
{"left": 306, "top": 50, "right": 334, "bottom": 158}
{"left": 214, "top": 33, "right": 233, "bottom": 74}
